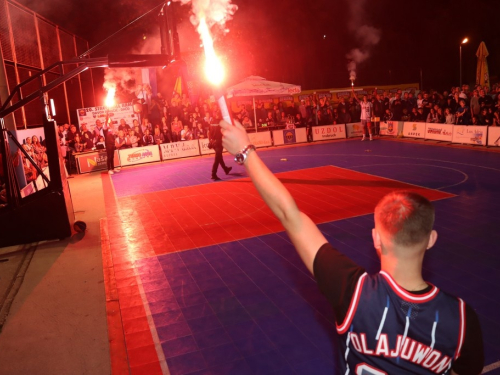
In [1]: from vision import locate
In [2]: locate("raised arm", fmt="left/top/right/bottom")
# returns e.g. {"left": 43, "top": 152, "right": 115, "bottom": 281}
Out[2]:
{"left": 351, "top": 86, "right": 360, "bottom": 103}
{"left": 220, "top": 120, "right": 327, "bottom": 274}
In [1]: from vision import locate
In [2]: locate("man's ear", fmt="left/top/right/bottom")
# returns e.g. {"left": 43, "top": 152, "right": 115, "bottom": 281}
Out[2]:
{"left": 426, "top": 230, "right": 438, "bottom": 250}
{"left": 372, "top": 228, "right": 382, "bottom": 251}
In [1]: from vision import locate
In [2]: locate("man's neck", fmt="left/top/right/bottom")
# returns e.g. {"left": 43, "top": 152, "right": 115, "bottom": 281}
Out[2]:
{"left": 381, "top": 256, "right": 427, "bottom": 292}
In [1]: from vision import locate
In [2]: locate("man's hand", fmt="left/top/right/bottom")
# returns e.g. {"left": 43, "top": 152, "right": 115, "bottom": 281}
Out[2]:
{"left": 220, "top": 120, "right": 251, "bottom": 155}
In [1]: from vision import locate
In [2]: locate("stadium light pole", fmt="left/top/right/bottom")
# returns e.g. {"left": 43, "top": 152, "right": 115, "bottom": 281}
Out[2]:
{"left": 460, "top": 37, "right": 468, "bottom": 88}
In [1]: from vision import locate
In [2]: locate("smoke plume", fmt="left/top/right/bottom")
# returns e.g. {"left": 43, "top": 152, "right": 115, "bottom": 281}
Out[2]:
{"left": 345, "top": 0, "right": 381, "bottom": 82}
{"left": 103, "top": 68, "right": 139, "bottom": 94}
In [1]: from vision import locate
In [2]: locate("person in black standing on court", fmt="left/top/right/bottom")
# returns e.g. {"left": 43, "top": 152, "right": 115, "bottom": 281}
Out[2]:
{"left": 208, "top": 123, "right": 232, "bottom": 181}
{"left": 104, "top": 124, "right": 119, "bottom": 175}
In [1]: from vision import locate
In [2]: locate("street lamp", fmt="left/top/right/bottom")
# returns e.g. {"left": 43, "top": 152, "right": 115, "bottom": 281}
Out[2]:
{"left": 460, "top": 37, "right": 468, "bottom": 88}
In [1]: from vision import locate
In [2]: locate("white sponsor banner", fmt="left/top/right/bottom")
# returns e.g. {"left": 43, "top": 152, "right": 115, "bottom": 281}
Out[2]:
{"left": 76, "top": 102, "right": 137, "bottom": 132}
{"left": 379, "top": 121, "right": 398, "bottom": 136}
{"left": 119, "top": 145, "right": 161, "bottom": 166}
{"left": 403, "top": 122, "right": 426, "bottom": 139}
{"left": 424, "top": 123, "right": 453, "bottom": 142}
{"left": 160, "top": 140, "right": 200, "bottom": 160}
{"left": 272, "top": 128, "right": 307, "bottom": 146}
{"left": 248, "top": 131, "right": 273, "bottom": 148}
{"left": 199, "top": 138, "right": 216, "bottom": 155}
{"left": 488, "top": 126, "right": 500, "bottom": 147}
{"left": 346, "top": 122, "right": 364, "bottom": 138}
{"left": 452, "top": 125, "right": 487, "bottom": 146}
{"left": 312, "top": 124, "right": 346, "bottom": 141}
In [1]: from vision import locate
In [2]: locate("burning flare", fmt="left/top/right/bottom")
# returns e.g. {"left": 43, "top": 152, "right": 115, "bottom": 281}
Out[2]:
{"left": 105, "top": 88, "right": 116, "bottom": 108}
{"left": 198, "top": 18, "right": 225, "bottom": 85}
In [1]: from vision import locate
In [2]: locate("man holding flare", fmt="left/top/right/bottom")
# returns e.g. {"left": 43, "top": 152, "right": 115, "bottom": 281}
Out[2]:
{"left": 219, "top": 119, "right": 483, "bottom": 374}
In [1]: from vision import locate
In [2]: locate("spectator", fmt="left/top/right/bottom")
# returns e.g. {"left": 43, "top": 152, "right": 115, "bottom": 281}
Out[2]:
{"left": 126, "top": 130, "right": 139, "bottom": 148}
{"left": 426, "top": 108, "right": 439, "bottom": 123}
{"left": 444, "top": 108, "right": 455, "bottom": 124}
{"left": 242, "top": 116, "right": 253, "bottom": 129}
{"left": 115, "top": 130, "right": 127, "bottom": 150}
{"left": 383, "top": 108, "right": 393, "bottom": 122}
{"left": 470, "top": 90, "right": 481, "bottom": 117}
{"left": 180, "top": 125, "right": 193, "bottom": 141}
{"left": 142, "top": 129, "right": 154, "bottom": 146}
{"left": 455, "top": 100, "right": 471, "bottom": 125}
{"left": 193, "top": 122, "right": 208, "bottom": 139}
{"left": 153, "top": 127, "right": 165, "bottom": 144}
{"left": 171, "top": 116, "right": 183, "bottom": 142}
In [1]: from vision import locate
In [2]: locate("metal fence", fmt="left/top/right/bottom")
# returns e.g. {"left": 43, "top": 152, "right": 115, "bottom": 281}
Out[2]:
{"left": 0, "top": 0, "right": 96, "bottom": 128}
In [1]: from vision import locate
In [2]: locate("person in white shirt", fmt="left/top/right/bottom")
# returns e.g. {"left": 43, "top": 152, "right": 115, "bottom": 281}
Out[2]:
{"left": 352, "top": 87, "right": 374, "bottom": 141}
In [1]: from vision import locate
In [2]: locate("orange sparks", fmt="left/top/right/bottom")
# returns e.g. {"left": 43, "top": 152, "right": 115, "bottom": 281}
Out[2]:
{"left": 198, "top": 18, "right": 225, "bottom": 86}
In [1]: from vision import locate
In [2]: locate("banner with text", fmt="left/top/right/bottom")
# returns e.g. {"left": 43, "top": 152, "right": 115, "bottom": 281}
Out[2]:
{"left": 160, "top": 140, "right": 200, "bottom": 160}
{"left": 452, "top": 126, "right": 487, "bottom": 146}
{"left": 119, "top": 145, "right": 161, "bottom": 166}
{"left": 76, "top": 150, "right": 120, "bottom": 173}
{"left": 424, "top": 123, "right": 453, "bottom": 142}
{"left": 380, "top": 121, "right": 399, "bottom": 136}
{"left": 346, "top": 122, "right": 364, "bottom": 138}
{"left": 248, "top": 131, "right": 273, "bottom": 148}
{"left": 77, "top": 102, "right": 137, "bottom": 132}
{"left": 199, "top": 138, "right": 216, "bottom": 155}
{"left": 312, "top": 124, "right": 346, "bottom": 141}
{"left": 273, "top": 128, "right": 307, "bottom": 145}
{"left": 403, "top": 122, "right": 426, "bottom": 139}
{"left": 487, "top": 126, "right": 500, "bottom": 147}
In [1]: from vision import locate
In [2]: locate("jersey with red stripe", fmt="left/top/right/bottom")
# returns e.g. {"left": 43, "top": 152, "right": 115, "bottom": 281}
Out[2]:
{"left": 337, "top": 271, "right": 465, "bottom": 375}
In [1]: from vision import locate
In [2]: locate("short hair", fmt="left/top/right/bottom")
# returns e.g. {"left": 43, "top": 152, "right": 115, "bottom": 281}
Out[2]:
{"left": 375, "top": 191, "right": 435, "bottom": 247}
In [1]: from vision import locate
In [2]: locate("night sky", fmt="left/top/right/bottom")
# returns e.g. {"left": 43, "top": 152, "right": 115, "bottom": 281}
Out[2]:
{"left": 18, "top": 0, "right": 500, "bottom": 91}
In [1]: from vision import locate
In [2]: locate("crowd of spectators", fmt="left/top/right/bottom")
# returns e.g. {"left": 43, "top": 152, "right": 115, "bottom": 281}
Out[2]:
{"left": 59, "top": 83, "right": 500, "bottom": 158}
{"left": 338, "top": 84, "right": 500, "bottom": 126}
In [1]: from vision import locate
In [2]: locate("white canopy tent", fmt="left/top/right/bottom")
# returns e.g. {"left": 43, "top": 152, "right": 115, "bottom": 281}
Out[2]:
{"left": 225, "top": 76, "right": 301, "bottom": 132}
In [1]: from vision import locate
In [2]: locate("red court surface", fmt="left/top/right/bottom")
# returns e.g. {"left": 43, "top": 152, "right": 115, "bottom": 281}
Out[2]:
{"left": 100, "top": 165, "right": 454, "bottom": 374}
{"left": 107, "top": 165, "right": 453, "bottom": 259}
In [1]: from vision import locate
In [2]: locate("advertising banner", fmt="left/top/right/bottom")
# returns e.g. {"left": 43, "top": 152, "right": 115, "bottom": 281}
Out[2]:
{"left": 402, "top": 122, "right": 426, "bottom": 139}
{"left": 119, "top": 145, "right": 161, "bottom": 166}
{"left": 487, "top": 126, "right": 500, "bottom": 147}
{"left": 160, "top": 140, "right": 200, "bottom": 160}
{"left": 8, "top": 127, "right": 49, "bottom": 192}
{"left": 452, "top": 125, "right": 487, "bottom": 146}
{"left": 379, "top": 121, "right": 399, "bottom": 136}
{"left": 312, "top": 124, "right": 346, "bottom": 141}
{"left": 345, "top": 122, "right": 364, "bottom": 138}
{"left": 199, "top": 138, "right": 216, "bottom": 155}
{"left": 424, "top": 123, "right": 453, "bottom": 142}
{"left": 272, "top": 128, "right": 307, "bottom": 146}
{"left": 76, "top": 102, "right": 137, "bottom": 132}
{"left": 75, "top": 150, "right": 120, "bottom": 174}
{"left": 248, "top": 131, "right": 273, "bottom": 148}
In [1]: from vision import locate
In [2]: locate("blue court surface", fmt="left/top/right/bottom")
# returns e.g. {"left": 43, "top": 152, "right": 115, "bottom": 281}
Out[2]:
{"left": 112, "top": 139, "right": 500, "bottom": 374}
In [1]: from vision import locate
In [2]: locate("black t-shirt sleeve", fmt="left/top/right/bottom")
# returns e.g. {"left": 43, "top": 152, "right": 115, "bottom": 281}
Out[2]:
{"left": 452, "top": 304, "right": 484, "bottom": 375}
{"left": 313, "top": 243, "right": 366, "bottom": 325}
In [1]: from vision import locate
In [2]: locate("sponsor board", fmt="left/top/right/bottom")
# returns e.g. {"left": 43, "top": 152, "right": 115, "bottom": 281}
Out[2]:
{"left": 9, "top": 127, "right": 47, "bottom": 190}
{"left": 452, "top": 125, "right": 487, "bottom": 146}
{"left": 487, "top": 126, "right": 500, "bottom": 147}
{"left": 160, "top": 140, "right": 200, "bottom": 160}
{"left": 199, "top": 138, "right": 216, "bottom": 155}
{"left": 76, "top": 150, "right": 120, "bottom": 173}
{"left": 76, "top": 102, "right": 137, "bottom": 132}
{"left": 312, "top": 124, "right": 346, "bottom": 141}
{"left": 119, "top": 145, "right": 161, "bottom": 166}
{"left": 380, "top": 121, "right": 398, "bottom": 136}
{"left": 248, "top": 131, "right": 273, "bottom": 148}
{"left": 403, "top": 122, "right": 426, "bottom": 139}
{"left": 346, "top": 122, "right": 364, "bottom": 138}
{"left": 273, "top": 128, "right": 307, "bottom": 146}
{"left": 424, "top": 123, "right": 453, "bottom": 142}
